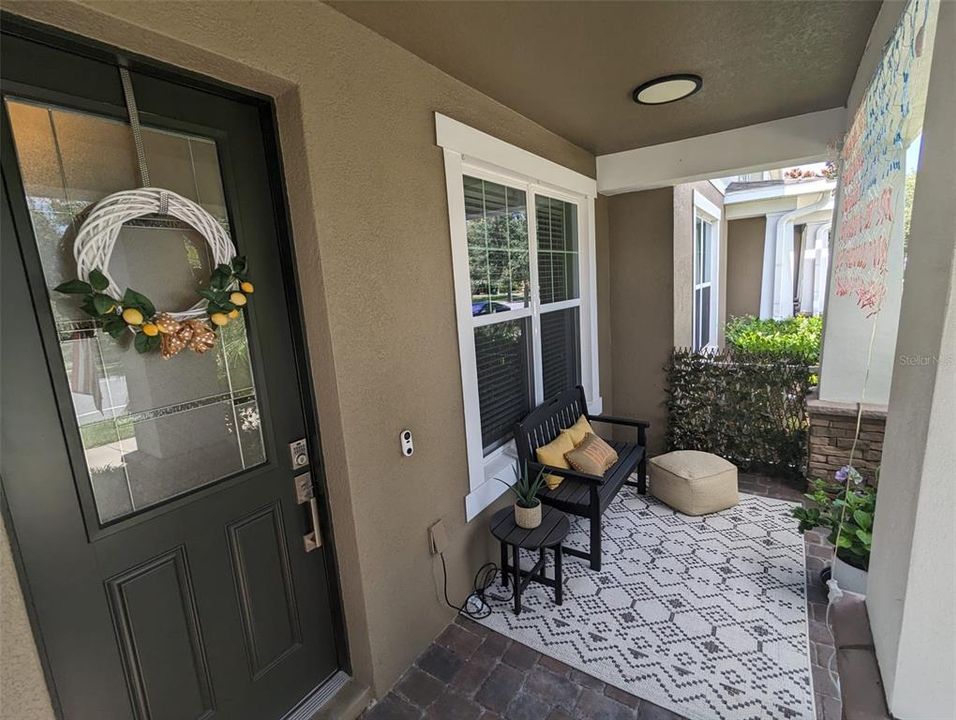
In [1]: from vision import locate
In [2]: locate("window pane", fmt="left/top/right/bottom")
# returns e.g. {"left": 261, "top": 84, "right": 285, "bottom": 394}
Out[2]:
{"left": 536, "top": 195, "right": 579, "bottom": 303}
{"left": 6, "top": 99, "right": 266, "bottom": 524}
{"left": 464, "top": 176, "right": 529, "bottom": 316}
{"left": 697, "top": 286, "right": 711, "bottom": 348}
{"left": 474, "top": 319, "right": 533, "bottom": 451}
{"left": 541, "top": 307, "right": 581, "bottom": 400}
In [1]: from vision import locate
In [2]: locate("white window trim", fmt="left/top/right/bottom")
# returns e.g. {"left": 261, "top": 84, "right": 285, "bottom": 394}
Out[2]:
{"left": 437, "top": 113, "right": 600, "bottom": 521}
{"left": 692, "top": 190, "right": 721, "bottom": 351}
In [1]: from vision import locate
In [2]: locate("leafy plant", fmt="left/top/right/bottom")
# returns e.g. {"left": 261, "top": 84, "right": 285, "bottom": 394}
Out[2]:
{"left": 725, "top": 315, "right": 822, "bottom": 363}
{"left": 665, "top": 347, "right": 813, "bottom": 477}
{"left": 792, "top": 467, "right": 876, "bottom": 571}
{"left": 499, "top": 461, "right": 547, "bottom": 509}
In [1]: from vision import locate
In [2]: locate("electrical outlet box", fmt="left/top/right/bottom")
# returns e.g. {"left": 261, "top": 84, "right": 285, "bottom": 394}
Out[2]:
{"left": 428, "top": 520, "right": 449, "bottom": 555}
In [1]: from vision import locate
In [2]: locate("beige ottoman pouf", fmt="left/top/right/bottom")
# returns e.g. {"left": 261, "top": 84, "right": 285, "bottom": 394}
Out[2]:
{"left": 648, "top": 450, "right": 738, "bottom": 515}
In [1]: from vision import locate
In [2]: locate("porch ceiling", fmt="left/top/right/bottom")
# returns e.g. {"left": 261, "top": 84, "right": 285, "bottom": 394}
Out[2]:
{"left": 326, "top": 0, "right": 882, "bottom": 155}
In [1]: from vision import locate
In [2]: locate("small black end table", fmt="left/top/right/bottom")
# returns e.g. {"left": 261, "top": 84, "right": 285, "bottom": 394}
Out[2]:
{"left": 490, "top": 505, "right": 570, "bottom": 615}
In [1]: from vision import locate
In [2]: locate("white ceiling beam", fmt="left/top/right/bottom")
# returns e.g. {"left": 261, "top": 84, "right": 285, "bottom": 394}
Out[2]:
{"left": 596, "top": 107, "right": 846, "bottom": 195}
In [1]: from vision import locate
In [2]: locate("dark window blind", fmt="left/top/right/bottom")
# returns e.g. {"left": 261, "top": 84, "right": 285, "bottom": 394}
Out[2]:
{"left": 474, "top": 319, "right": 533, "bottom": 450}
{"left": 541, "top": 307, "right": 581, "bottom": 400}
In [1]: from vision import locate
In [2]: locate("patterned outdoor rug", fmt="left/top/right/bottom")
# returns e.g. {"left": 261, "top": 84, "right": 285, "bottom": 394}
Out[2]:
{"left": 479, "top": 488, "right": 815, "bottom": 720}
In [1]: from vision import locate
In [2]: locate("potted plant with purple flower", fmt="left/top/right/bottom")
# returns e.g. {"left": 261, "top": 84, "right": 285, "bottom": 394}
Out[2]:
{"left": 792, "top": 464, "right": 876, "bottom": 594}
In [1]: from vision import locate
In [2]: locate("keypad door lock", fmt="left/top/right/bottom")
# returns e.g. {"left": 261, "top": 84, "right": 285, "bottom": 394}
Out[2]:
{"left": 289, "top": 438, "right": 309, "bottom": 469}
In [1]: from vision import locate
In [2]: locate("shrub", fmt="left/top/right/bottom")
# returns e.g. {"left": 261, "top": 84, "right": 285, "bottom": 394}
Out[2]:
{"left": 725, "top": 315, "right": 823, "bottom": 362}
{"left": 665, "top": 348, "right": 813, "bottom": 478}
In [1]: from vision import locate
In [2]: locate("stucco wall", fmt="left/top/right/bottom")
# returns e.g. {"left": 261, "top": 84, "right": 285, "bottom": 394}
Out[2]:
{"left": 604, "top": 188, "right": 674, "bottom": 455}
{"left": 672, "top": 181, "right": 728, "bottom": 348}
{"left": 0, "top": 513, "right": 56, "bottom": 720}
{"left": 725, "top": 217, "right": 766, "bottom": 319}
{"left": 2, "top": 0, "right": 595, "bottom": 703}
{"left": 867, "top": 2, "right": 956, "bottom": 715}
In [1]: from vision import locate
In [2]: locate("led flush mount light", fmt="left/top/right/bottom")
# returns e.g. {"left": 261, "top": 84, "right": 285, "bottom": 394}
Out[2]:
{"left": 633, "top": 74, "right": 703, "bottom": 105}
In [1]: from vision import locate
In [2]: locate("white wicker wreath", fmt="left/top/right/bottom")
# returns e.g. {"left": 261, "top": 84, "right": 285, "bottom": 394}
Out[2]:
{"left": 74, "top": 187, "right": 236, "bottom": 321}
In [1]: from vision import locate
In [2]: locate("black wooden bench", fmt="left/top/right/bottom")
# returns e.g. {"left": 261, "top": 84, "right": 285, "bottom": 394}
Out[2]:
{"left": 514, "top": 385, "right": 649, "bottom": 571}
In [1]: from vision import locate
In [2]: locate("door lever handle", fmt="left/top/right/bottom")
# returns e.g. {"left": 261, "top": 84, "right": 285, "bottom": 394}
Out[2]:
{"left": 304, "top": 497, "right": 323, "bottom": 553}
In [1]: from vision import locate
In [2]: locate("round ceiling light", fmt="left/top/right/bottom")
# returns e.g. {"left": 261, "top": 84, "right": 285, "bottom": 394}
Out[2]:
{"left": 633, "top": 74, "right": 703, "bottom": 105}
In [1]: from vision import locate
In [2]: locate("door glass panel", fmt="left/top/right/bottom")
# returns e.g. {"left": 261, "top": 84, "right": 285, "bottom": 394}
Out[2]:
{"left": 6, "top": 98, "right": 266, "bottom": 524}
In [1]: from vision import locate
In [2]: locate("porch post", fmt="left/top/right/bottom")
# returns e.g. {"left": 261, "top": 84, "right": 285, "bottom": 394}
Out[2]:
{"left": 867, "top": 4, "right": 955, "bottom": 716}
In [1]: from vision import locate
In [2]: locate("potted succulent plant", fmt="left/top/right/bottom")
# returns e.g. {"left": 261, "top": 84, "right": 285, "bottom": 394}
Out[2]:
{"left": 792, "top": 465, "right": 876, "bottom": 595}
{"left": 501, "top": 461, "right": 547, "bottom": 529}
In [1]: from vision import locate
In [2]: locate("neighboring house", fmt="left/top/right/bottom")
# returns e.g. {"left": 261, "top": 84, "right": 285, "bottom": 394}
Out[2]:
{"left": 671, "top": 170, "right": 834, "bottom": 354}
{"left": 722, "top": 172, "right": 836, "bottom": 320}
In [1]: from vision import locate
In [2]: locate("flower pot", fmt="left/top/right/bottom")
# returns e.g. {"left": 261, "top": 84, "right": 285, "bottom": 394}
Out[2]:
{"left": 833, "top": 556, "right": 868, "bottom": 595}
{"left": 514, "top": 501, "right": 542, "bottom": 529}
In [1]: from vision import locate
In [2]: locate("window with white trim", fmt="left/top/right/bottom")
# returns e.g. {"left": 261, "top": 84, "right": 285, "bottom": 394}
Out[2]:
{"left": 437, "top": 114, "right": 599, "bottom": 520}
{"left": 465, "top": 175, "right": 583, "bottom": 454}
{"left": 692, "top": 190, "right": 721, "bottom": 351}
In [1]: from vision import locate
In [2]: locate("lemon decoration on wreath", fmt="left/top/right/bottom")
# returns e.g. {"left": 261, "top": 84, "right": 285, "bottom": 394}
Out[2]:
{"left": 55, "top": 187, "right": 254, "bottom": 359}
{"left": 54, "top": 68, "right": 254, "bottom": 360}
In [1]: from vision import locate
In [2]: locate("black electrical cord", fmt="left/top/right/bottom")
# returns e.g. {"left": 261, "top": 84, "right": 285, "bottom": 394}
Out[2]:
{"left": 438, "top": 552, "right": 513, "bottom": 619}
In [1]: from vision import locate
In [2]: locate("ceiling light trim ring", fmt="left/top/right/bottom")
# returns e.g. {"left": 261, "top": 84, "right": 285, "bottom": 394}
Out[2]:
{"left": 633, "top": 74, "right": 703, "bottom": 105}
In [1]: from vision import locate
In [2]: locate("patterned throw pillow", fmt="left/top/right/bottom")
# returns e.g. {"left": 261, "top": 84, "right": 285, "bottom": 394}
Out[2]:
{"left": 564, "top": 432, "right": 619, "bottom": 476}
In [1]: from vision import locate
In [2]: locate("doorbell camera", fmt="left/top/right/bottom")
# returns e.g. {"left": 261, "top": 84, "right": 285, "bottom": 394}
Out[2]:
{"left": 400, "top": 430, "right": 414, "bottom": 457}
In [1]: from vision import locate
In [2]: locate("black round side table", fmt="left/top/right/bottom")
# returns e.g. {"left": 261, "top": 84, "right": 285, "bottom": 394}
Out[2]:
{"left": 490, "top": 505, "right": 570, "bottom": 615}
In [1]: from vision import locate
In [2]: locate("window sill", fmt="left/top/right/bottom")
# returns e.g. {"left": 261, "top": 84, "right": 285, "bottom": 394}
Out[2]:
{"left": 464, "top": 441, "right": 519, "bottom": 521}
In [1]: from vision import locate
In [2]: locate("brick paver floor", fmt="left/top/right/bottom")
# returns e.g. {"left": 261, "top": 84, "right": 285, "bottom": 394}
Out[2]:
{"left": 363, "top": 474, "right": 842, "bottom": 720}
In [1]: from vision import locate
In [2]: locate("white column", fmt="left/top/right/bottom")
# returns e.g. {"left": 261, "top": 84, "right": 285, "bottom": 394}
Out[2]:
{"left": 812, "top": 225, "right": 830, "bottom": 316}
{"left": 772, "top": 216, "right": 795, "bottom": 319}
{"left": 759, "top": 212, "right": 785, "bottom": 319}
{"left": 867, "top": 4, "right": 954, "bottom": 716}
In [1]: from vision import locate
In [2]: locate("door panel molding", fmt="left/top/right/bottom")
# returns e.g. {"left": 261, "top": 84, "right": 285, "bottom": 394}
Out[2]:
{"left": 227, "top": 501, "right": 302, "bottom": 681}
{"left": 105, "top": 546, "right": 215, "bottom": 720}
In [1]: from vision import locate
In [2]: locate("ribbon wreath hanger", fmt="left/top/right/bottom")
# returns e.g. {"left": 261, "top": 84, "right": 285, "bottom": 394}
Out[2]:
{"left": 55, "top": 67, "right": 254, "bottom": 358}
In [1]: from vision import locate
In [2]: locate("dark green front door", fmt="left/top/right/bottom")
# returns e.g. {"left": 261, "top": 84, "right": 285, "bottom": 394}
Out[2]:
{"left": 1, "top": 26, "right": 343, "bottom": 720}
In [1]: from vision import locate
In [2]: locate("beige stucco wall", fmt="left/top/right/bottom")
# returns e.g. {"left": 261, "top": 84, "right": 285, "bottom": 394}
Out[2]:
{"left": 604, "top": 188, "right": 674, "bottom": 455}
{"left": 725, "top": 217, "right": 766, "bottom": 319}
{"left": 867, "top": 1, "right": 955, "bottom": 715}
{"left": 672, "top": 181, "right": 728, "bottom": 348}
{"left": 0, "top": 513, "right": 56, "bottom": 720}
{"left": 1, "top": 0, "right": 595, "bottom": 704}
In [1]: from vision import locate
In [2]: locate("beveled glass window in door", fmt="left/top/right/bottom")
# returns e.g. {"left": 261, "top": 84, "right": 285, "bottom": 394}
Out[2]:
{"left": 6, "top": 98, "right": 266, "bottom": 524}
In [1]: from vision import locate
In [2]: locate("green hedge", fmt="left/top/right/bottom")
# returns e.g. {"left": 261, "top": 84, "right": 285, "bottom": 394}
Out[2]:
{"left": 725, "top": 315, "right": 822, "bottom": 362}
{"left": 665, "top": 348, "right": 814, "bottom": 478}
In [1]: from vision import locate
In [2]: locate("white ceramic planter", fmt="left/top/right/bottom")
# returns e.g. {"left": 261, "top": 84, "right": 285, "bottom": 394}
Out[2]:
{"left": 514, "top": 501, "right": 542, "bottom": 529}
{"left": 833, "top": 556, "right": 868, "bottom": 595}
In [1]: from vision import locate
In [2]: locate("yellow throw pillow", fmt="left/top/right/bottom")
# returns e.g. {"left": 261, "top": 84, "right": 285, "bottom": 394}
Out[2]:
{"left": 535, "top": 432, "right": 575, "bottom": 490}
{"left": 564, "top": 432, "right": 619, "bottom": 476}
{"left": 561, "top": 414, "right": 594, "bottom": 446}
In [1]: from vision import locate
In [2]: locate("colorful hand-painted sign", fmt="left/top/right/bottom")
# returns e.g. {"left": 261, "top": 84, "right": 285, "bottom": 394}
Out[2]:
{"left": 833, "top": 0, "right": 928, "bottom": 317}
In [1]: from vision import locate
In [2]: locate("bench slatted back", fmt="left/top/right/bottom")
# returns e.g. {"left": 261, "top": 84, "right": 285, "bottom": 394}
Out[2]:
{"left": 514, "top": 385, "right": 588, "bottom": 466}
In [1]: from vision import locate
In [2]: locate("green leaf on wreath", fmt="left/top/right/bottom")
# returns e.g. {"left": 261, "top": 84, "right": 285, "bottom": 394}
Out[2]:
{"left": 92, "top": 293, "right": 117, "bottom": 315}
{"left": 133, "top": 332, "right": 151, "bottom": 354}
{"left": 55, "top": 279, "right": 93, "bottom": 295}
{"left": 146, "top": 334, "right": 161, "bottom": 351}
{"left": 122, "top": 288, "right": 156, "bottom": 319}
{"left": 103, "top": 317, "right": 127, "bottom": 339}
{"left": 231, "top": 256, "right": 247, "bottom": 274}
{"left": 88, "top": 268, "right": 110, "bottom": 292}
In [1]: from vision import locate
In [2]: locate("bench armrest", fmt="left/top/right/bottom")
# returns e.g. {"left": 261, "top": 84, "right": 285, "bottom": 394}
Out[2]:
{"left": 587, "top": 414, "right": 649, "bottom": 448}
{"left": 587, "top": 414, "right": 650, "bottom": 429}
{"left": 527, "top": 461, "right": 604, "bottom": 485}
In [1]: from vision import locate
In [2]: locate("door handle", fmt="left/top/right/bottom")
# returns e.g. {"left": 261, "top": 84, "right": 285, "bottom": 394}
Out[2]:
{"left": 304, "top": 497, "right": 323, "bottom": 553}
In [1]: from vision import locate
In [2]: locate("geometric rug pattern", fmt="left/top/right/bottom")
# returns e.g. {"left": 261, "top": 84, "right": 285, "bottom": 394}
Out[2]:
{"left": 478, "top": 488, "right": 815, "bottom": 720}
